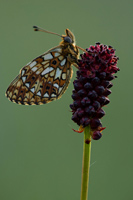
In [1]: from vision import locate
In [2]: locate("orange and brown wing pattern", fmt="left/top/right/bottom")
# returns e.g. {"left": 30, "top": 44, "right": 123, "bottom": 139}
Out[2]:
{"left": 6, "top": 46, "right": 73, "bottom": 105}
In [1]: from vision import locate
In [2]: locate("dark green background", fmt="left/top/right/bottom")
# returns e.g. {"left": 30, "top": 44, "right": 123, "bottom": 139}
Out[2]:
{"left": 1, "top": 0, "right": 132, "bottom": 199}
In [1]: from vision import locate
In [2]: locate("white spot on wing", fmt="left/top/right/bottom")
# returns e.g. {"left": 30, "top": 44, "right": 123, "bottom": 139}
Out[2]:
{"left": 51, "top": 93, "right": 56, "bottom": 97}
{"left": 53, "top": 83, "right": 59, "bottom": 89}
{"left": 60, "top": 58, "right": 66, "bottom": 66}
{"left": 50, "top": 71, "right": 55, "bottom": 77}
{"left": 43, "top": 92, "right": 49, "bottom": 98}
{"left": 41, "top": 67, "right": 54, "bottom": 76}
{"left": 36, "top": 70, "right": 41, "bottom": 75}
{"left": 30, "top": 87, "right": 35, "bottom": 93}
{"left": 37, "top": 91, "right": 41, "bottom": 96}
{"left": 29, "top": 61, "right": 37, "bottom": 68}
{"left": 21, "top": 70, "right": 25, "bottom": 76}
{"left": 42, "top": 61, "right": 49, "bottom": 66}
{"left": 62, "top": 73, "right": 66, "bottom": 80}
{"left": 32, "top": 66, "right": 38, "bottom": 72}
{"left": 43, "top": 53, "right": 53, "bottom": 60}
{"left": 25, "top": 83, "right": 30, "bottom": 88}
{"left": 22, "top": 76, "right": 26, "bottom": 82}
{"left": 58, "top": 55, "right": 64, "bottom": 61}
{"left": 59, "top": 87, "right": 63, "bottom": 93}
{"left": 54, "top": 52, "right": 60, "bottom": 57}
{"left": 45, "top": 74, "right": 48, "bottom": 78}
{"left": 54, "top": 68, "right": 62, "bottom": 79}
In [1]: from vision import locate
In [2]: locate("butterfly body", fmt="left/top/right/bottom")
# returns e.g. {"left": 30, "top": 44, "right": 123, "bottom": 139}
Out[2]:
{"left": 6, "top": 28, "right": 79, "bottom": 105}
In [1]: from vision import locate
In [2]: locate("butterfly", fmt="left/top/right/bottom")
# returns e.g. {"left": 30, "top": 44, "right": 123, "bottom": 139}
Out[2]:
{"left": 6, "top": 26, "right": 85, "bottom": 105}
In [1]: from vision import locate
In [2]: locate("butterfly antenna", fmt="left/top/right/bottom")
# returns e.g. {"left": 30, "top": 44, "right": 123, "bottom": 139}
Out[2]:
{"left": 33, "top": 26, "right": 63, "bottom": 38}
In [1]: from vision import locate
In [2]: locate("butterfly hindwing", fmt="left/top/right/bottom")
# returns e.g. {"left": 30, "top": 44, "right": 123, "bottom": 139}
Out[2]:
{"left": 6, "top": 46, "right": 73, "bottom": 105}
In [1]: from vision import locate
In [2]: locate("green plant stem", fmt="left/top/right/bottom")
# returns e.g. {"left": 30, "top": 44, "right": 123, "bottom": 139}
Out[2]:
{"left": 80, "top": 126, "right": 91, "bottom": 200}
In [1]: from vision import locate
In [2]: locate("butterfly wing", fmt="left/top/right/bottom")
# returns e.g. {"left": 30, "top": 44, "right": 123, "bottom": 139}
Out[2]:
{"left": 6, "top": 46, "right": 73, "bottom": 105}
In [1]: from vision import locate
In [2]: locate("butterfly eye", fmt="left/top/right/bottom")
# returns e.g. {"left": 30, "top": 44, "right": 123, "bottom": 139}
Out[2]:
{"left": 64, "top": 36, "right": 73, "bottom": 44}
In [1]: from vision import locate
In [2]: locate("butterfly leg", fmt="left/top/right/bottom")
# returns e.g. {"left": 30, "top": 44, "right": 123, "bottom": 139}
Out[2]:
{"left": 72, "top": 62, "right": 79, "bottom": 69}
{"left": 67, "top": 54, "right": 79, "bottom": 69}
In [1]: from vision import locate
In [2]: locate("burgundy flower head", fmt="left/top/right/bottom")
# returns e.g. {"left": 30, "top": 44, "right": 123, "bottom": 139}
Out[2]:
{"left": 70, "top": 43, "right": 119, "bottom": 140}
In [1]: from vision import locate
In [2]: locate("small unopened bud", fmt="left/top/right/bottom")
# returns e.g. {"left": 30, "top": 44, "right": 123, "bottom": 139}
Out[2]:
{"left": 92, "top": 131, "right": 102, "bottom": 140}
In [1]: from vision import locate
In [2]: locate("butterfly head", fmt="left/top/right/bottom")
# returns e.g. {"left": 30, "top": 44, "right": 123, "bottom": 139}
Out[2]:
{"left": 62, "top": 29, "right": 75, "bottom": 44}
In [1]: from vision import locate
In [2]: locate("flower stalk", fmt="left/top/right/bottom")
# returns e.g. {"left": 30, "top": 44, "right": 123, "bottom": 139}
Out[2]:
{"left": 70, "top": 43, "right": 119, "bottom": 200}
{"left": 80, "top": 126, "right": 91, "bottom": 200}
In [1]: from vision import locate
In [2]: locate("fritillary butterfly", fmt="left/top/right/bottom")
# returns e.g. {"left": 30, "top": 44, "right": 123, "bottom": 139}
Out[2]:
{"left": 6, "top": 26, "right": 85, "bottom": 105}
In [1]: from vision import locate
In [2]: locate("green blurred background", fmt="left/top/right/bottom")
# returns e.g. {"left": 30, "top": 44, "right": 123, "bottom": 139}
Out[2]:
{"left": 0, "top": 0, "right": 132, "bottom": 199}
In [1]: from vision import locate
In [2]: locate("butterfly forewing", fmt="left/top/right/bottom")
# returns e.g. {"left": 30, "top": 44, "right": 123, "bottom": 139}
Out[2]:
{"left": 6, "top": 46, "right": 73, "bottom": 105}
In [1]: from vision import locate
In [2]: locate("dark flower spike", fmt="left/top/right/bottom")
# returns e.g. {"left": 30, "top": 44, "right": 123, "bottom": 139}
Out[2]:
{"left": 70, "top": 43, "right": 119, "bottom": 140}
